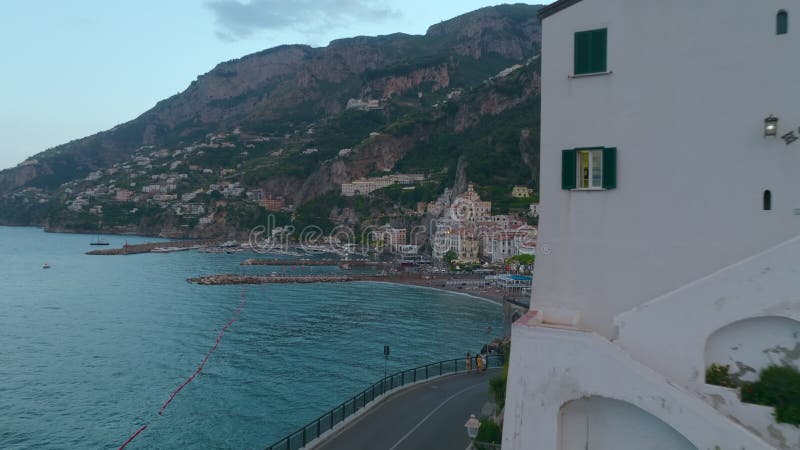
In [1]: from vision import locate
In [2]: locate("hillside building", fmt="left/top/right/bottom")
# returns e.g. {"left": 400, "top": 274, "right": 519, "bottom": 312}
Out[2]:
{"left": 432, "top": 187, "right": 535, "bottom": 263}
{"left": 432, "top": 222, "right": 479, "bottom": 262}
{"left": 511, "top": 185, "right": 534, "bottom": 198}
{"left": 485, "top": 225, "right": 537, "bottom": 264}
{"left": 115, "top": 189, "right": 134, "bottom": 202}
{"left": 247, "top": 189, "right": 265, "bottom": 201}
{"left": 345, "top": 98, "right": 382, "bottom": 111}
{"left": 259, "top": 196, "right": 285, "bottom": 211}
{"left": 175, "top": 203, "right": 205, "bottom": 216}
{"left": 341, "top": 174, "right": 425, "bottom": 196}
{"left": 371, "top": 225, "right": 407, "bottom": 253}
{"left": 504, "top": 2, "right": 800, "bottom": 450}
{"left": 447, "top": 184, "right": 491, "bottom": 221}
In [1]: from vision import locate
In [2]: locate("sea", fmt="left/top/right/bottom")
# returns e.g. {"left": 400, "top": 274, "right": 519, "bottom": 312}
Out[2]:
{"left": 0, "top": 226, "right": 502, "bottom": 449}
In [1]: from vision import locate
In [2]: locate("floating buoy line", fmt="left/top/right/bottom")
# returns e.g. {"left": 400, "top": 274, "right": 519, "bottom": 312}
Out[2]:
{"left": 118, "top": 289, "right": 248, "bottom": 449}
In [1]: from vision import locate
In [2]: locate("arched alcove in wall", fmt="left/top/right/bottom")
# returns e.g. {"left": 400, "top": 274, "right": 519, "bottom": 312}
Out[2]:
{"left": 705, "top": 316, "right": 800, "bottom": 383}
{"left": 558, "top": 396, "right": 697, "bottom": 450}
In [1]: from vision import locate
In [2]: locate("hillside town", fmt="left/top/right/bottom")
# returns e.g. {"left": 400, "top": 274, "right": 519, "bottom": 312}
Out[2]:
{"left": 16, "top": 123, "right": 539, "bottom": 267}
{"left": 431, "top": 184, "right": 536, "bottom": 263}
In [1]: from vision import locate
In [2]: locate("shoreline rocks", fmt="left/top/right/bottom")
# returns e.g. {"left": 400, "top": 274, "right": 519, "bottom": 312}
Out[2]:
{"left": 187, "top": 274, "right": 379, "bottom": 285}
{"left": 240, "top": 258, "right": 389, "bottom": 267}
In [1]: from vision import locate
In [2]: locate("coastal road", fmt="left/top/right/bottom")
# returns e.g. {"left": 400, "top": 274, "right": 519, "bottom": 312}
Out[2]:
{"left": 315, "top": 369, "right": 500, "bottom": 450}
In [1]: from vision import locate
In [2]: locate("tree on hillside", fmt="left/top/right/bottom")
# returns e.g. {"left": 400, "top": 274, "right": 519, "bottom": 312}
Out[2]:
{"left": 508, "top": 254, "right": 534, "bottom": 265}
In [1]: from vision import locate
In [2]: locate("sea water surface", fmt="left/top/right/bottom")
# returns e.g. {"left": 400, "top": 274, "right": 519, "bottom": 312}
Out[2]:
{"left": 0, "top": 227, "right": 502, "bottom": 449}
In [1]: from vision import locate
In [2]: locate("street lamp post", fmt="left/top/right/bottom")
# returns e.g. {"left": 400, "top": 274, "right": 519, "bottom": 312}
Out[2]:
{"left": 383, "top": 345, "right": 390, "bottom": 391}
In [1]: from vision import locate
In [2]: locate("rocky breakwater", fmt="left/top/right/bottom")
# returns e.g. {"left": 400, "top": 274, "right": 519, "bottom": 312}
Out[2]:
{"left": 187, "top": 274, "right": 387, "bottom": 285}
{"left": 87, "top": 239, "right": 219, "bottom": 255}
{"left": 240, "top": 258, "right": 389, "bottom": 267}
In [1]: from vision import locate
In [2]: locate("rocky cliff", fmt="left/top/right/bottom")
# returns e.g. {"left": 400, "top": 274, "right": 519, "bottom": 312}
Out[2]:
{"left": 0, "top": 4, "right": 541, "bottom": 195}
{"left": 0, "top": 4, "right": 543, "bottom": 236}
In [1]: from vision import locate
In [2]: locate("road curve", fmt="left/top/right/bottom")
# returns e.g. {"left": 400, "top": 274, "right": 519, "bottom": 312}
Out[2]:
{"left": 314, "top": 369, "right": 500, "bottom": 450}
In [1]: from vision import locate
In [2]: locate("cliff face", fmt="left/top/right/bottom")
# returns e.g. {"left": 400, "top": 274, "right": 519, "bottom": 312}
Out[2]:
{"left": 0, "top": 4, "right": 542, "bottom": 195}
{"left": 0, "top": 4, "right": 543, "bottom": 236}
{"left": 295, "top": 133, "right": 423, "bottom": 203}
{"left": 0, "top": 163, "right": 39, "bottom": 192}
{"left": 378, "top": 64, "right": 451, "bottom": 99}
{"left": 427, "top": 4, "right": 542, "bottom": 59}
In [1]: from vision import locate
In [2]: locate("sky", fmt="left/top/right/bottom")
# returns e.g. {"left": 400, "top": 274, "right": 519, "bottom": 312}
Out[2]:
{"left": 0, "top": 0, "right": 549, "bottom": 171}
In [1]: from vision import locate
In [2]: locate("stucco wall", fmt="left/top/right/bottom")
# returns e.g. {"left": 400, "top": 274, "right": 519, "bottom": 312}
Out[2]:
{"left": 700, "top": 384, "right": 800, "bottom": 449}
{"left": 560, "top": 396, "right": 697, "bottom": 450}
{"left": 502, "top": 321, "right": 772, "bottom": 450}
{"left": 534, "top": 0, "right": 800, "bottom": 337}
{"left": 615, "top": 234, "right": 800, "bottom": 389}
{"left": 609, "top": 234, "right": 800, "bottom": 447}
{"left": 706, "top": 316, "right": 800, "bottom": 383}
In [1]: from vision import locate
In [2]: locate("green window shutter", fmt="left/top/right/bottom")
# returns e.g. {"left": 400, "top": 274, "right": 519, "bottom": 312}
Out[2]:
{"left": 574, "top": 28, "right": 607, "bottom": 75}
{"left": 602, "top": 147, "right": 617, "bottom": 189}
{"left": 574, "top": 31, "right": 590, "bottom": 74}
{"left": 591, "top": 28, "right": 607, "bottom": 73}
{"left": 562, "top": 149, "right": 577, "bottom": 190}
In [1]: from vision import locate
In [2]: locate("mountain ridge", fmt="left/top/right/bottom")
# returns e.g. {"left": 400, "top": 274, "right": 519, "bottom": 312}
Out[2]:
{"left": 0, "top": 3, "right": 543, "bottom": 238}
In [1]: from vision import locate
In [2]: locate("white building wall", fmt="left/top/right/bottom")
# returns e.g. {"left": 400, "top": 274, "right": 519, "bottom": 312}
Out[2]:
{"left": 534, "top": 0, "right": 800, "bottom": 337}
{"left": 611, "top": 235, "right": 800, "bottom": 448}
{"left": 615, "top": 234, "right": 800, "bottom": 391}
{"left": 506, "top": 2, "right": 800, "bottom": 449}
{"left": 699, "top": 384, "right": 800, "bottom": 449}
{"left": 502, "top": 320, "right": 773, "bottom": 450}
{"left": 560, "top": 397, "right": 697, "bottom": 450}
{"left": 706, "top": 316, "right": 800, "bottom": 383}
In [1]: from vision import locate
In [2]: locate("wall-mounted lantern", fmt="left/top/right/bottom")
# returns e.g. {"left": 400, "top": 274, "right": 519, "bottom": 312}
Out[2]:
{"left": 765, "top": 115, "right": 779, "bottom": 137}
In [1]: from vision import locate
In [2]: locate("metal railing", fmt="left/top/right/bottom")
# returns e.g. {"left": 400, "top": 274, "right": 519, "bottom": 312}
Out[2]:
{"left": 264, "top": 354, "right": 505, "bottom": 450}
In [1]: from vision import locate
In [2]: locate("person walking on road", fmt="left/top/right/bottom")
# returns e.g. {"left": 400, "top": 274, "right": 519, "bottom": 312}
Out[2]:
{"left": 466, "top": 352, "right": 472, "bottom": 373}
{"left": 481, "top": 353, "right": 488, "bottom": 372}
{"left": 476, "top": 353, "right": 484, "bottom": 372}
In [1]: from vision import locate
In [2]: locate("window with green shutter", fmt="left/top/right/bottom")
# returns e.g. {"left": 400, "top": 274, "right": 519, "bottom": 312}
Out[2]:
{"left": 562, "top": 149, "right": 577, "bottom": 189}
{"left": 601, "top": 147, "right": 616, "bottom": 189}
{"left": 574, "top": 28, "right": 607, "bottom": 75}
{"left": 562, "top": 147, "right": 617, "bottom": 190}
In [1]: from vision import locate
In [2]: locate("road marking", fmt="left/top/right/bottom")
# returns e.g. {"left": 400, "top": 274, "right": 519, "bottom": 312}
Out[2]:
{"left": 388, "top": 381, "right": 484, "bottom": 450}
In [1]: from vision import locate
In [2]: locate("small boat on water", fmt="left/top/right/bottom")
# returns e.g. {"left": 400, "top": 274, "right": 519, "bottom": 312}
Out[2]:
{"left": 91, "top": 220, "right": 110, "bottom": 245}
{"left": 42, "top": 263, "right": 51, "bottom": 269}
{"left": 90, "top": 237, "right": 110, "bottom": 246}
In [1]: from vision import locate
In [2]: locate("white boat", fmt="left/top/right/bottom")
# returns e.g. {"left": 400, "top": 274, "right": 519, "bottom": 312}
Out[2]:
{"left": 42, "top": 263, "right": 51, "bottom": 269}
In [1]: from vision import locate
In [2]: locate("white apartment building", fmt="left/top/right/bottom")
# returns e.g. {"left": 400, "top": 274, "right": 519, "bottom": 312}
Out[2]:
{"left": 345, "top": 98, "right": 382, "bottom": 110}
{"left": 175, "top": 203, "right": 205, "bottom": 216}
{"left": 141, "top": 184, "right": 176, "bottom": 194}
{"left": 341, "top": 174, "right": 425, "bottom": 196}
{"left": 504, "top": 2, "right": 800, "bottom": 449}
{"left": 511, "top": 185, "right": 534, "bottom": 198}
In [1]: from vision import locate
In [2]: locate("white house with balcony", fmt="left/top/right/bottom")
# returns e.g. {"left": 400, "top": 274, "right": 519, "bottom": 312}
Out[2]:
{"left": 504, "top": 1, "right": 800, "bottom": 449}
